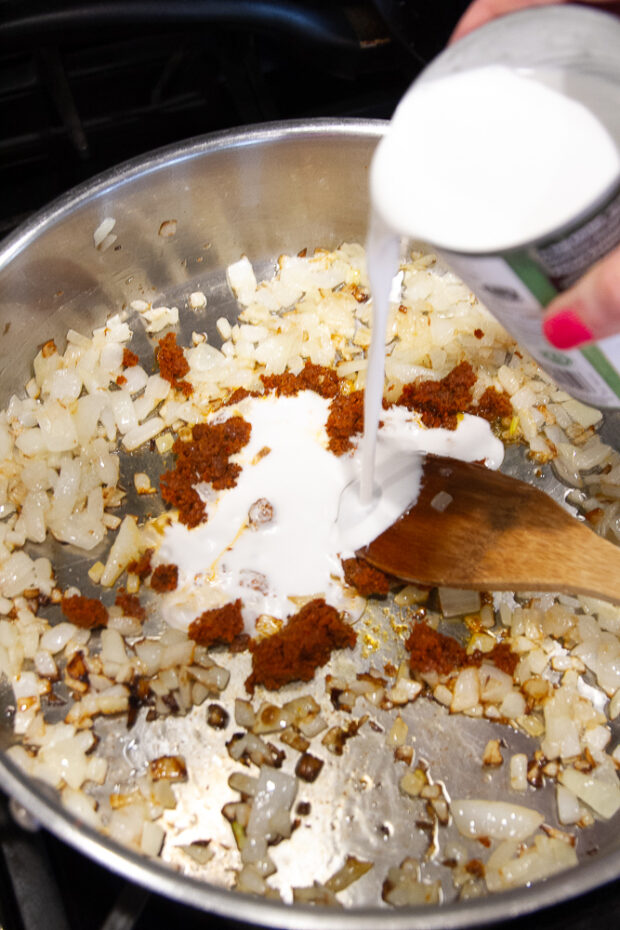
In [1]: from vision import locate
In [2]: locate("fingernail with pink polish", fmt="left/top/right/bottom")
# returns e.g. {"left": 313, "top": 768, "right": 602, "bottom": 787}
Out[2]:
{"left": 543, "top": 309, "right": 593, "bottom": 350}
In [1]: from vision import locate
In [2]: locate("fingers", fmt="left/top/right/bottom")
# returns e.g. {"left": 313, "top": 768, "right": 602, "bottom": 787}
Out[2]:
{"left": 450, "top": 0, "right": 620, "bottom": 43}
{"left": 448, "top": 0, "right": 563, "bottom": 43}
{"left": 447, "top": 0, "right": 620, "bottom": 352}
{"left": 543, "top": 243, "right": 620, "bottom": 349}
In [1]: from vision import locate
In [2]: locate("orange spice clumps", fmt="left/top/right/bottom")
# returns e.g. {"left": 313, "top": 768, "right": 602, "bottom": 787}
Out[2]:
{"left": 397, "top": 361, "right": 512, "bottom": 430}
{"left": 156, "top": 332, "right": 193, "bottom": 396}
{"left": 150, "top": 564, "right": 179, "bottom": 592}
{"left": 224, "top": 387, "right": 257, "bottom": 407}
{"left": 128, "top": 548, "right": 153, "bottom": 579}
{"left": 189, "top": 599, "right": 244, "bottom": 646}
{"left": 260, "top": 360, "right": 342, "bottom": 399}
{"left": 259, "top": 360, "right": 365, "bottom": 455}
{"left": 474, "top": 386, "right": 513, "bottom": 425}
{"left": 61, "top": 595, "right": 108, "bottom": 629}
{"left": 160, "top": 416, "right": 252, "bottom": 527}
{"left": 326, "top": 391, "right": 364, "bottom": 455}
{"left": 406, "top": 622, "right": 469, "bottom": 676}
{"left": 341, "top": 556, "right": 391, "bottom": 597}
{"left": 487, "top": 641, "right": 518, "bottom": 676}
{"left": 115, "top": 591, "right": 146, "bottom": 620}
{"left": 245, "top": 598, "right": 356, "bottom": 693}
{"left": 405, "top": 621, "right": 518, "bottom": 679}
{"left": 397, "top": 361, "right": 477, "bottom": 430}
{"left": 224, "top": 363, "right": 375, "bottom": 458}
{"left": 122, "top": 347, "right": 139, "bottom": 367}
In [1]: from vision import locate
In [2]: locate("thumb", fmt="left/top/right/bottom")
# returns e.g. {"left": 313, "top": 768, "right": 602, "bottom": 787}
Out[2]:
{"left": 542, "top": 242, "right": 620, "bottom": 349}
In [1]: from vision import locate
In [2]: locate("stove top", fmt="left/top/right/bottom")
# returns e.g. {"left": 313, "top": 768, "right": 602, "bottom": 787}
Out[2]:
{"left": 0, "top": 0, "right": 461, "bottom": 236}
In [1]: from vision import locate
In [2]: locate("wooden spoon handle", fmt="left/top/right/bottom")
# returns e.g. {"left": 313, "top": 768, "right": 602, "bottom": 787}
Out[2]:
{"left": 361, "top": 455, "right": 620, "bottom": 604}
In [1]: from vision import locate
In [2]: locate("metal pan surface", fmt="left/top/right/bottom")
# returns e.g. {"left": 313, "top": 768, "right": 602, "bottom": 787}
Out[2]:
{"left": 0, "top": 119, "right": 619, "bottom": 928}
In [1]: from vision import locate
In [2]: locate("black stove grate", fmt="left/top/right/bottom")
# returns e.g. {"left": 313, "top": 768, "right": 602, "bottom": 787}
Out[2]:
{"left": 0, "top": 1, "right": 427, "bottom": 237}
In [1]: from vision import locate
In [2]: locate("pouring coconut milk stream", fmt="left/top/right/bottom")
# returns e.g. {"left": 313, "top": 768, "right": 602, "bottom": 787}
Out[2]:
{"left": 359, "top": 52, "right": 620, "bottom": 513}
{"left": 159, "top": 9, "right": 620, "bottom": 630}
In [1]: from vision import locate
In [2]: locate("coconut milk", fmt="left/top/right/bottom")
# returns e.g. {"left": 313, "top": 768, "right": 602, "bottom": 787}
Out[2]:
{"left": 159, "top": 391, "right": 503, "bottom": 633}
{"left": 360, "top": 9, "right": 620, "bottom": 501}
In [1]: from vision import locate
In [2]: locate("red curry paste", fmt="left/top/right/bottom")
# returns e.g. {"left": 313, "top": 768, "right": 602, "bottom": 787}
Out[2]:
{"left": 122, "top": 347, "right": 139, "bottom": 368}
{"left": 406, "top": 621, "right": 518, "bottom": 678}
{"left": 160, "top": 416, "right": 252, "bottom": 527}
{"left": 246, "top": 598, "right": 356, "bottom": 693}
{"left": 61, "top": 595, "right": 108, "bottom": 629}
{"left": 260, "top": 360, "right": 342, "bottom": 399}
{"left": 150, "top": 564, "right": 179, "bottom": 593}
{"left": 224, "top": 387, "right": 257, "bottom": 407}
{"left": 341, "top": 556, "right": 391, "bottom": 597}
{"left": 326, "top": 391, "right": 365, "bottom": 455}
{"left": 188, "top": 599, "right": 244, "bottom": 646}
{"left": 156, "top": 332, "right": 193, "bottom": 396}
{"left": 397, "top": 361, "right": 511, "bottom": 430}
{"left": 397, "top": 361, "right": 477, "bottom": 430}
{"left": 127, "top": 548, "right": 153, "bottom": 579}
{"left": 115, "top": 591, "right": 146, "bottom": 620}
{"left": 473, "top": 386, "right": 513, "bottom": 424}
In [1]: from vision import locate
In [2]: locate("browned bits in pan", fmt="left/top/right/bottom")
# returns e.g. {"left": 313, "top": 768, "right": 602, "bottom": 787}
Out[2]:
{"left": 295, "top": 752, "right": 324, "bottom": 783}
{"left": 149, "top": 755, "right": 188, "bottom": 782}
{"left": 207, "top": 703, "right": 230, "bottom": 729}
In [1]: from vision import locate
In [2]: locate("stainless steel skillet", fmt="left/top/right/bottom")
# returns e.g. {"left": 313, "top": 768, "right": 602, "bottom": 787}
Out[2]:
{"left": 0, "top": 119, "right": 619, "bottom": 928}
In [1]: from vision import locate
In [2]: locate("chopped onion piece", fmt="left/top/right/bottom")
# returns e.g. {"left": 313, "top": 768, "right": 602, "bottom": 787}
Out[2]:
{"left": 438, "top": 587, "right": 481, "bottom": 617}
{"left": 382, "top": 858, "right": 441, "bottom": 907}
{"left": 141, "top": 821, "right": 165, "bottom": 857}
{"left": 430, "top": 491, "right": 453, "bottom": 512}
{"left": 486, "top": 835, "right": 577, "bottom": 892}
{"left": 245, "top": 766, "right": 297, "bottom": 851}
{"left": 509, "top": 754, "right": 528, "bottom": 792}
{"left": 94, "top": 217, "right": 116, "bottom": 248}
{"left": 178, "top": 840, "right": 214, "bottom": 864}
{"left": 325, "top": 856, "right": 373, "bottom": 893}
{"left": 189, "top": 291, "right": 207, "bottom": 310}
{"left": 451, "top": 799, "right": 544, "bottom": 841}
{"left": 227, "top": 257, "right": 257, "bottom": 306}
{"left": 559, "top": 767, "right": 620, "bottom": 820}
{"left": 100, "top": 515, "right": 142, "bottom": 586}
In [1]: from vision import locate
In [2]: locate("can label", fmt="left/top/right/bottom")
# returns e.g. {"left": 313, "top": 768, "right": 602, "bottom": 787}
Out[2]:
{"left": 442, "top": 186, "right": 620, "bottom": 407}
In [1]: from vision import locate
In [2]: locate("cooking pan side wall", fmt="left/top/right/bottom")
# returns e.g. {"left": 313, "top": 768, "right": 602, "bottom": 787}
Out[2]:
{"left": 1, "top": 119, "right": 620, "bottom": 929}
{"left": 0, "top": 123, "right": 381, "bottom": 397}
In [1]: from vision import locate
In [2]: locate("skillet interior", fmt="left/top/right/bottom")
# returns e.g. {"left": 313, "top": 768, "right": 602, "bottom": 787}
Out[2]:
{"left": 1, "top": 119, "right": 619, "bottom": 928}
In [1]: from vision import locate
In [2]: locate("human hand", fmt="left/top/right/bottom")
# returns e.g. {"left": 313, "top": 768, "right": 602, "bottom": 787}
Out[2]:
{"left": 449, "top": 0, "right": 620, "bottom": 350}
{"left": 449, "top": 0, "right": 620, "bottom": 44}
{"left": 542, "top": 243, "right": 620, "bottom": 349}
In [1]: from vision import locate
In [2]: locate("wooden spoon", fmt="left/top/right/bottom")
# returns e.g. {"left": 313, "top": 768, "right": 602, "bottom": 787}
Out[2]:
{"left": 360, "top": 454, "right": 620, "bottom": 604}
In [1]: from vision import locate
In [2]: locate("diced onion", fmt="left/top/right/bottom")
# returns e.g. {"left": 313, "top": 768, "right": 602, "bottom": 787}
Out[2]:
{"left": 451, "top": 799, "right": 544, "bottom": 841}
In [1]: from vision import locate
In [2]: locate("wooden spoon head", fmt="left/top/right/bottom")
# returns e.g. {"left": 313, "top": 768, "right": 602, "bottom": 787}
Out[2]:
{"left": 359, "top": 454, "right": 619, "bottom": 599}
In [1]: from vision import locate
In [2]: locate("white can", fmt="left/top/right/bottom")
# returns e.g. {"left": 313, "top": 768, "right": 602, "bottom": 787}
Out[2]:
{"left": 370, "top": 6, "right": 620, "bottom": 406}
